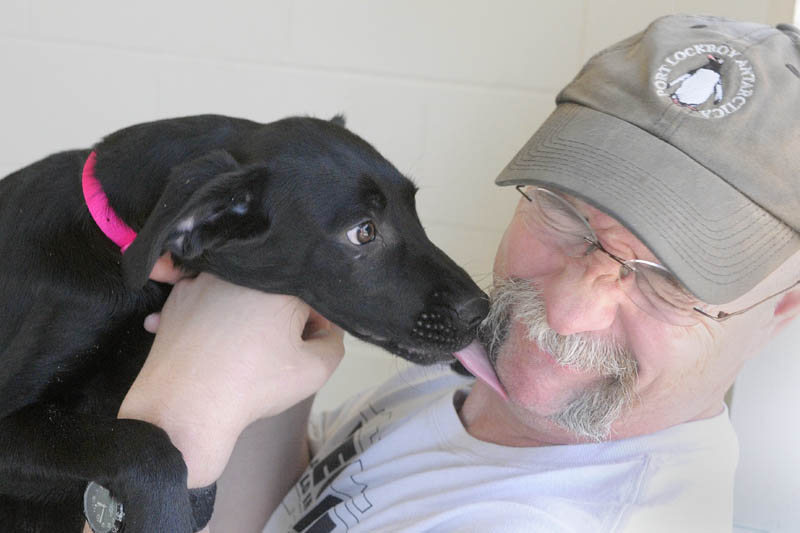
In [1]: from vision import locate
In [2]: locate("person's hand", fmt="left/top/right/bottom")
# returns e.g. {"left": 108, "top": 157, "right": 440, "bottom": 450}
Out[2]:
{"left": 127, "top": 271, "right": 344, "bottom": 419}
{"left": 118, "top": 268, "right": 344, "bottom": 487}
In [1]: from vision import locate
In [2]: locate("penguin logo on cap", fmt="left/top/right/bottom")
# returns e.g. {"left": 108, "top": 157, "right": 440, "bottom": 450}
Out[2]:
{"left": 668, "top": 54, "right": 724, "bottom": 110}
{"left": 652, "top": 44, "right": 755, "bottom": 119}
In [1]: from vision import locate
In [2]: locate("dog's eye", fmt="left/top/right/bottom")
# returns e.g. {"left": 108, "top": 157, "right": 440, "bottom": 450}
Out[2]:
{"left": 347, "top": 221, "right": 376, "bottom": 245}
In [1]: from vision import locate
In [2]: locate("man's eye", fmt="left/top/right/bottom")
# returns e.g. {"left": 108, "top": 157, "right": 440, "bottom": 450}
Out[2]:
{"left": 347, "top": 221, "right": 377, "bottom": 245}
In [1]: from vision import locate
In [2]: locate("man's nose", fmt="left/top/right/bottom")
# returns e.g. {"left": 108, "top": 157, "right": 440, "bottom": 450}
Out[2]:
{"left": 542, "top": 257, "right": 626, "bottom": 336}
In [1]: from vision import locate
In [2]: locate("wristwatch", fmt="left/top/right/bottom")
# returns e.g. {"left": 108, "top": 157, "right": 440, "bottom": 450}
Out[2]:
{"left": 82, "top": 480, "right": 216, "bottom": 532}
{"left": 83, "top": 481, "right": 125, "bottom": 533}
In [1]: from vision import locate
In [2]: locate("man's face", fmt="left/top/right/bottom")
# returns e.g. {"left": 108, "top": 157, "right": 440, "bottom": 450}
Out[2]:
{"left": 486, "top": 191, "right": 777, "bottom": 443}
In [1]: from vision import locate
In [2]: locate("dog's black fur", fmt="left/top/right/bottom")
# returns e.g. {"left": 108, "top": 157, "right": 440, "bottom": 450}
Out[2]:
{"left": 0, "top": 114, "right": 487, "bottom": 532}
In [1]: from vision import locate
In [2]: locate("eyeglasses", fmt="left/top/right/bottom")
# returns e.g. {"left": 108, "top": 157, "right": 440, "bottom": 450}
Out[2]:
{"left": 515, "top": 186, "right": 800, "bottom": 326}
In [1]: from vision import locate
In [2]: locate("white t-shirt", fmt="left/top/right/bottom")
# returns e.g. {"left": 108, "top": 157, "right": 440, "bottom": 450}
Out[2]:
{"left": 263, "top": 365, "right": 738, "bottom": 533}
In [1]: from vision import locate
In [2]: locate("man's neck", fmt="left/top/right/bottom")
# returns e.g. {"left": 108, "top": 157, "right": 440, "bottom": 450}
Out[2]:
{"left": 458, "top": 380, "right": 728, "bottom": 447}
{"left": 457, "top": 380, "right": 579, "bottom": 447}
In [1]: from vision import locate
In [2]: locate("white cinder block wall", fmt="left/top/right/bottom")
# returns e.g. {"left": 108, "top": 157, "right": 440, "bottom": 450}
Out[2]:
{"left": 1, "top": 1, "right": 796, "bottom": 531}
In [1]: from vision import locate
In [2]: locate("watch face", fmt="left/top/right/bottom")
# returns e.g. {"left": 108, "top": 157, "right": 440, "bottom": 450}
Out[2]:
{"left": 83, "top": 481, "right": 124, "bottom": 533}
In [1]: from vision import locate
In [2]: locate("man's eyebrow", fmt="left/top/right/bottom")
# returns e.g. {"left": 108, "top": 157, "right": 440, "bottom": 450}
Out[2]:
{"left": 561, "top": 192, "right": 595, "bottom": 214}
{"left": 566, "top": 193, "right": 619, "bottom": 226}
{"left": 563, "top": 192, "right": 660, "bottom": 259}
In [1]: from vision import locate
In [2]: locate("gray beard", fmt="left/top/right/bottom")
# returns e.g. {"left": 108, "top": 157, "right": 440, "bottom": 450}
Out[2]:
{"left": 477, "top": 278, "right": 638, "bottom": 442}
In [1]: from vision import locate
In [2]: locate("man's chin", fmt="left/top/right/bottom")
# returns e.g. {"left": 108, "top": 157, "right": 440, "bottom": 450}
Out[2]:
{"left": 493, "top": 343, "right": 634, "bottom": 442}
{"left": 494, "top": 339, "right": 604, "bottom": 410}
{"left": 545, "top": 376, "right": 635, "bottom": 442}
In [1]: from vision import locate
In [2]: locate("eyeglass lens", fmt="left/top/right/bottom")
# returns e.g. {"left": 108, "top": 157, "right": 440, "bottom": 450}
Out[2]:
{"left": 530, "top": 188, "right": 596, "bottom": 257}
{"left": 620, "top": 261, "right": 699, "bottom": 326}
{"left": 526, "top": 187, "right": 700, "bottom": 326}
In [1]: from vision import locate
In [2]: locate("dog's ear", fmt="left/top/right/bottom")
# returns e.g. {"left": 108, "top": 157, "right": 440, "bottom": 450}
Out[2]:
{"left": 329, "top": 114, "right": 346, "bottom": 128}
{"left": 122, "top": 150, "right": 269, "bottom": 288}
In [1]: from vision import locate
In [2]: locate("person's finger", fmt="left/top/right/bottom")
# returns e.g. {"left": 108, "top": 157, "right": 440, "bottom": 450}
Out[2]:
{"left": 304, "top": 325, "right": 345, "bottom": 363}
{"left": 148, "top": 253, "right": 184, "bottom": 284}
{"left": 302, "top": 307, "right": 333, "bottom": 340}
{"left": 143, "top": 312, "right": 161, "bottom": 333}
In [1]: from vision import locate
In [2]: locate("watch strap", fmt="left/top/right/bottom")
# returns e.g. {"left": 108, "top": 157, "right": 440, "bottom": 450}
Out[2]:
{"left": 189, "top": 482, "right": 217, "bottom": 532}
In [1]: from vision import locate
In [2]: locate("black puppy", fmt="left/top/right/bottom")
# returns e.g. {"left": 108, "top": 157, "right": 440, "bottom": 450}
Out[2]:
{"left": 0, "top": 114, "right": 487, "bottom": 532}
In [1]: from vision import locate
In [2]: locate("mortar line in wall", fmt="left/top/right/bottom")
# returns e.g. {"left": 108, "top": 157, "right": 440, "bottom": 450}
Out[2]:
{"left": 1, "top": 35, "right": 558, "bottom": 98}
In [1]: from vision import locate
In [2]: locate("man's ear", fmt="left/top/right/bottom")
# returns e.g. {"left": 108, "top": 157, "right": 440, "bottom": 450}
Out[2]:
{"left": 770, "top": 287, "right": 800, "bottom": 337}
{"left": 122, "top": 150, "right": 269, "bottom": 288}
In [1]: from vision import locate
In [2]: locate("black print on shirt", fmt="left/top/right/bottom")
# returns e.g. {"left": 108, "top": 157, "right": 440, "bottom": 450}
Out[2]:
{"left": 280, "top": 404, "right": 391, "bottom": 533}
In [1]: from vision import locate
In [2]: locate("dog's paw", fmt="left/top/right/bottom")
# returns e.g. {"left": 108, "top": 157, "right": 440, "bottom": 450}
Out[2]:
{"left": 111, "top": 471, "right": 195, "bottom": 533}
{"left": 108, "top": 421, "right": 195, "bottom": 533}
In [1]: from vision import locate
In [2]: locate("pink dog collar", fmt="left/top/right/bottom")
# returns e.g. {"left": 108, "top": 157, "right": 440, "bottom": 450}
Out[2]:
{"left": 81, "top": 151, "right": 137, "bottom": 252}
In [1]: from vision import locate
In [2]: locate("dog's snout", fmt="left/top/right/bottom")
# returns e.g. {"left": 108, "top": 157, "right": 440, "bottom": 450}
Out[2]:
{"left": 412, "top": 309, "right": 454, "bottom": 343}
{"left": 455, "top": 296, "right": 490, "bottom": 330}
{"left": 411, "top": 290, "right": 489, "bottom": 352}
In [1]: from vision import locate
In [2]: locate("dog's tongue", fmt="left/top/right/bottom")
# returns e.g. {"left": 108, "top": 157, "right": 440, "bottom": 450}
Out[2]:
{"left": 453, "top": 341, "right": 508, "bottom": 400}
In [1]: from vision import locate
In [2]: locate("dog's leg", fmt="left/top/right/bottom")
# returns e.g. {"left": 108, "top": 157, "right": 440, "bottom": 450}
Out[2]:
{"left": 0, "top": 492, "right": 86, "bottom": 533}
{"left": 0, "top": 402, "right": 196, "bottom": 532}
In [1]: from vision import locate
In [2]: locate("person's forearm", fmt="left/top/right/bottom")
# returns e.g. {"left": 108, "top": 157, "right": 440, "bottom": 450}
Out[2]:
{"left": 209, "top": 397, "right": 314, "bottom": 533}
{"left": 117, "top": 382, "right": 246, "bottom": 489}
{"left": 117, "top": 389, "right": 313, "bottom": 532}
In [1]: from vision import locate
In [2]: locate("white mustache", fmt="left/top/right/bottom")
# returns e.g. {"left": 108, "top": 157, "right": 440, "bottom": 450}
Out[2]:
{"left": 480, "top": 277, "right": 637, "bottom": 380}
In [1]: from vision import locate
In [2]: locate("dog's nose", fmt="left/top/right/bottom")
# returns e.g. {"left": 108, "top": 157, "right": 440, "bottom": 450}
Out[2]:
{"left": 455, "top": 296, "right": 490, "bottom": 330}
{"left": 412, "top": 291, "right": 490, "bottom": 351}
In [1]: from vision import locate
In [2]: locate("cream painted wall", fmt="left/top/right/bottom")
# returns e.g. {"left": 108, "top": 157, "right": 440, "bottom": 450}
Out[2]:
{"left": 0, "top": 1, "right": 796, "bottom": 531}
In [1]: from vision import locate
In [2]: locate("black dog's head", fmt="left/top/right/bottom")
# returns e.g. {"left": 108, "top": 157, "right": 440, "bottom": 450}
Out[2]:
{"left": 122, "top": 116, "right": 487, "bottom": 364}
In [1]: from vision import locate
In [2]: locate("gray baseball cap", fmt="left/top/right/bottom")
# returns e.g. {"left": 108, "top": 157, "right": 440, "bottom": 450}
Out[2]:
{"left": 495, "top": 15, "right": 800, "bottom": 304}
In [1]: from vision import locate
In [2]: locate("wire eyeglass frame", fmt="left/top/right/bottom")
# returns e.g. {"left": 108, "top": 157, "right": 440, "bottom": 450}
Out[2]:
{"left": 515, "top": 185, "right": 800, "bottom": 325}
